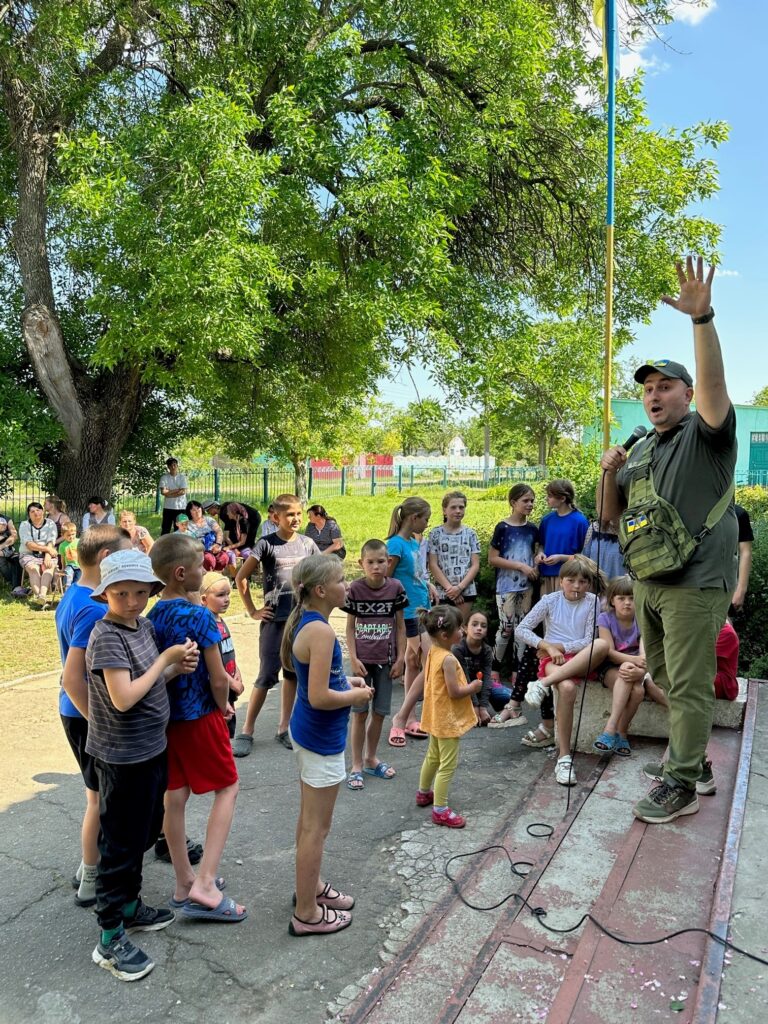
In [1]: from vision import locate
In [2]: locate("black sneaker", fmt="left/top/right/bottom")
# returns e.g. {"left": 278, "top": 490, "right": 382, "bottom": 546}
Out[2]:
{"left": 696, "top": 759, "right": 717, "bottom": 796}
{"left": 92, "top": 931, "right": 154, "bottom": 982}
{"left": 154, "top": 834, "right": 203, "bottom": 865}
{"left": 633, "top": 781, "right": 698, "bottom": 824}
{"left": 123, "top": 898, "right": 175, "bottom": 934}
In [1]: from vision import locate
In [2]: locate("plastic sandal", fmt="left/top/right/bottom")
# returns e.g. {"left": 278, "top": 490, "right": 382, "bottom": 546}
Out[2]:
{"left": 346, "top": 771, "right": 365, "bottom": 791}
{"left": 231, "top": 733, "right": 254, "bottom": 758}
{"left": 521, "top": 725, "right": 555, "bottom": 748}
{"left": 387, "top": 727, "right": 406, "bottom": 748}
{"left": 181, "top": 895, "right": 246, "bottom": 923}
{"left": 593, "top": 731, "right": 617, "bottom": 753}
{"left": 403, "top": 722, "right": 428, "bottom": 738}
{"left": 288, "top": 905, "right": 352, "bottom": 936}
{"left": 363, "top": 762, "right": 396, "bottom": 779}
{"left": 170, "top": 877, "right": 226, "bottom": 909}
{"left": 614, "top": 736, "right": 632, "bottom": 757}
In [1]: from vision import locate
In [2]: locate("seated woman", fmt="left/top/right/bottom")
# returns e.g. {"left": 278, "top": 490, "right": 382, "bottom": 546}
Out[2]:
{"left": 118, "top": 509, "right": 154, "bottom": 553}
{"left": 44, "top": 495, "right": 72, "bottom": 541}
{"left": 81, "top": 496, "right": 115, "bottom": 530}
{"left": 0, "top": 514, "right": 21, "bottom": 589}
{"left": 185, "top": 500, "right": 228, "bottom": 571}
{"left": 212, "top": 501, "right": 261, "bottom": 573}
{"left": 305, "top": 504, "right": 346, "bottom": 559}
{"left": 18, "top": 501, "right": 59, "bottom": 605}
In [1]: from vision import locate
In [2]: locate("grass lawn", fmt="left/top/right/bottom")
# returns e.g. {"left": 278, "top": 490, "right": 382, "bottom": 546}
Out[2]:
{"left": 0, "top": 487, "right": 514, "bottom": 682}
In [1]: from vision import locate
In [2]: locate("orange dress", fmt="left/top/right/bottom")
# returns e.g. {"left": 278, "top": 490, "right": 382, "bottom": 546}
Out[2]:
{"left": 419, "top": 646, "right": 477, "bottom": 739}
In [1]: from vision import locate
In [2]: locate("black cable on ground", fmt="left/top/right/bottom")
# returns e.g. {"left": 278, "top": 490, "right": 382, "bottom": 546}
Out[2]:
{"left": 444, "top": 843, "right": 768, "bottom": 966}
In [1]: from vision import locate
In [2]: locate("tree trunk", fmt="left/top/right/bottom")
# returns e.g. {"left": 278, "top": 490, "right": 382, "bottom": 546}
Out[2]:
{"left": 54, "top": 367, "right": 148, "bottom": 522}
{"left": 291, "top": 456, "right": 309, "bottom": 505}
{"left": 537, "top": 433, "right": 547, "bottom": 468}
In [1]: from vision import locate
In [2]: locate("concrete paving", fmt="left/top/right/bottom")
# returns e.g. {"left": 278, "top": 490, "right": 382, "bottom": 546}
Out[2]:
{"left": 0, "top": 612, "right": 554, "bottom": 1024}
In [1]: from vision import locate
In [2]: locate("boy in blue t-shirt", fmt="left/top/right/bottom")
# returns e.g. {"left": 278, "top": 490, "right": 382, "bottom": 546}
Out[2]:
{"left": 148, "top": 533, "right": 246, "bottom": 923}
{"left": 56, "top": 524, "right": 131, "bottom": 907}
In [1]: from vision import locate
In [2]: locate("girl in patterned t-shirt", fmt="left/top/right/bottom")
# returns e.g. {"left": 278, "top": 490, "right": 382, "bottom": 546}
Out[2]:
{"left": 427, "top": 491, "right": 480, "bottom": 625}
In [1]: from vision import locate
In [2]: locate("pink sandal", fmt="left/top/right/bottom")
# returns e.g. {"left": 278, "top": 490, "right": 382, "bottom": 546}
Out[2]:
{"left": 292, "top": 882, "right": 355, "bottom": 911}
{"left": 289, "top": 904, "right": 352, "bottom": 936}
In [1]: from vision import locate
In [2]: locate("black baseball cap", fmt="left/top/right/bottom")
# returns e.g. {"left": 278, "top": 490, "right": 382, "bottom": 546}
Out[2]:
{"left": 634, "top": 359, "right": 693, "bottom": 387}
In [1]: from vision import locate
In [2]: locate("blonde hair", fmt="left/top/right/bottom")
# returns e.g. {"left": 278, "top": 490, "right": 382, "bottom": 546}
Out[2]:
{"left": 61, "top": 521, "right": 77, "bottom": 537}
{"left": 560, "top": 554, "right": 605, "bottom": 593}
{"left": 279, "top": 555, "right": 345, "bottom": 670}
{"left": 119, "top": 509, "right": 137, "bottom": 524}
{"left": 200, "top": 571, "right": 229, "bottom": 595}
{"left": 387, "top": 496, "right": 430, "bottom": 538}
{"left": 150, "top": 533, "right": 203, "bottom": 582}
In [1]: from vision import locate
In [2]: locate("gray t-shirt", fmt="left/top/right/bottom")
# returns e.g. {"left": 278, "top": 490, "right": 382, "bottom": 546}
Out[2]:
{"left": 616, "top": 408, "right": 737, "bottom": 589}
{"left": 252, "top": 532, "right": 319, "bottom": 620}
{"left": 427, "top": 525, "right": 481, "bottom": 597}
{"left": 85, "top": 617, "right": 170, "bottom": 764}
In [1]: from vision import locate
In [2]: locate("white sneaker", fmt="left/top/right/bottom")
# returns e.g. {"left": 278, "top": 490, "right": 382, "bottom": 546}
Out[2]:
{"left": 555, "top": 755, "right": 576, "bottom": 787}
{"left": 525, "top": 680, "right": 548, "bottom": 708}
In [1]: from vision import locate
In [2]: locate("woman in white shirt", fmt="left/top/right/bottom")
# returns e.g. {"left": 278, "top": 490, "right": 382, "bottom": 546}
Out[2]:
{"left": 19, "top": 502, "right": 58, "bottom": 604}
{"left": 81, "top": 496, "right": 115, "bottom": 530}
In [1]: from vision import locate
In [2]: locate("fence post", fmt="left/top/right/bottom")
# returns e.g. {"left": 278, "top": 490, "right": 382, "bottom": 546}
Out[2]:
{"left": 442, "top": 467, "right": 448, "bottom": 488}
{"left": 341, "top": 466, "right": 347, "bottom": 496}
{"left": 263, "top": 468, "right": 269, "bottom": 505}
{"left": 155, "top": 487, "right": 161, "bottom": 514}
{"left": 214, "top": 468, "right": 221, "bottom": 503}
{"left": 370, "top": 465, "right": 377, "bottom": 496}
{"left": 307, "top": 466, "right": 314, "bottom": 501}
{"left": 397, "top": 465, "right": 402, "bottom": 492}
{"left": 410, "top": 465, "right": 414, "bottom": 489}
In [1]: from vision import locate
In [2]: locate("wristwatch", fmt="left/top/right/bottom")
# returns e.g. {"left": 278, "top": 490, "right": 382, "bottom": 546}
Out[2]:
{"left": 692, "top": 307, "right": 715, "bottom": 325}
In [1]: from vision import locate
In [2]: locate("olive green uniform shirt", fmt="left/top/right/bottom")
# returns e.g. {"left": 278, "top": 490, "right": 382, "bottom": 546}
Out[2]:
{"left": 616, "top": 407, "right": 737, "bottom": 590}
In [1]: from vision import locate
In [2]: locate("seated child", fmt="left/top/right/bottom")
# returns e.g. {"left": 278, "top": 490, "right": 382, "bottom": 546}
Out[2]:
{"left": 148, "top": 534, "right": 246, "bottom": 923}
{"left": 86, "top": 550, "right": 199, "bottom": 981}
{"left": 593, "top": 575, "right": 666, "bottom": 758}
{"left": 200, "top": 571, "right": 245, "bottom": 739}
{"left": 515, "top": 555, "right": 609, "bottom": 787}
{"left": 451, "top": 609, "right": 495, "bottom": 727}
{"left": 58, "top": 521, "right": 81, "bottom": 589}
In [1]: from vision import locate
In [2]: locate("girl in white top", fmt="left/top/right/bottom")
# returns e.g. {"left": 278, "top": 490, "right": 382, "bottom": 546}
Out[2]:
{"left": 427, "top": 491, "right": 480, "bottom": 625}
{"left": 515, "top": 555, "right": 609, "bottom": 787}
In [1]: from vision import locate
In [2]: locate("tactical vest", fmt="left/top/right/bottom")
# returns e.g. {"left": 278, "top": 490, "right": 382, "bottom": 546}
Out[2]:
{"left": 617, "top": 431, "right": 734, "bottom": 581}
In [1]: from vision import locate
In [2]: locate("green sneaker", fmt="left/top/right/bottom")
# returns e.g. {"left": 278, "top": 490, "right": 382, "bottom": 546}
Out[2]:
{"left": 696, "top": 759, "right": 716, "bottom": 796}
{"left": 633, "top": 781, "right": 698, "bottom": 824}
{"left": 642, "top": 760, "right": 664, "bottom": 782}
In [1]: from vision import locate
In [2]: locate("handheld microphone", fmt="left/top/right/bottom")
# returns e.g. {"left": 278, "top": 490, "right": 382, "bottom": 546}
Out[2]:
{"left": 621, "top": 425, "right": 647, "bottom": 451}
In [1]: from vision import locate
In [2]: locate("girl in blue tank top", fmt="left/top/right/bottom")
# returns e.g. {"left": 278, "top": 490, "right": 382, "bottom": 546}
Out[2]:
{"left": 279, "top": 555, "right": 373, "bottom": 937}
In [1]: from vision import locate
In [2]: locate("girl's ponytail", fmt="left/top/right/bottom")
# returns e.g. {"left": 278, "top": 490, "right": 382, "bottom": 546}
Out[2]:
{"left": 279, "top": 554, "right": 346, "bottom": 670}
{"left": 386, "top": 504, "right": 404, "bottom": 539}
{"left": 387, "top": 496, "right": 430, "bottom": 538}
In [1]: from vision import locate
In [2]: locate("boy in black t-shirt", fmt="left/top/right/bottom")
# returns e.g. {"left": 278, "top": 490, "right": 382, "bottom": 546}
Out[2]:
{"left": 85, "top": 550, "right": 198, "bottom": 982}
{"left": 232, "top": 494, "right": 318, "bottom": 756}
{"left": 344, "top": 539, "right": 407, "bottom": 790}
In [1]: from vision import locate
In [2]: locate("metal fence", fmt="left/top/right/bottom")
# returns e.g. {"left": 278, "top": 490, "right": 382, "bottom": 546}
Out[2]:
{"left": 5, "top": 463, "right": 767, "bottom": 522}
{"left": 0, "top": 464, "right": 546, "bottom": 521}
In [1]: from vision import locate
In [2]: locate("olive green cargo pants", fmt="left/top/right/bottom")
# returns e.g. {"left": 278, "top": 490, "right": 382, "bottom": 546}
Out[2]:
{"left": 633, "top": 582, "right": 731, "bottom": 791}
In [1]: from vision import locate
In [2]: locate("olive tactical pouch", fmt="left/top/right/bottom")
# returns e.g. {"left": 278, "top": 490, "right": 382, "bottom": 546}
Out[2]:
{"left": 618, "top": 434, "right": 734, "bottom": 581}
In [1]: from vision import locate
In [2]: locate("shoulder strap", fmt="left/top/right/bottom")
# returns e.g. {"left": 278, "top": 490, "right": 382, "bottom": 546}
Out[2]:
{"left": 696, "top": 481, "right": 735, "bottom": 542}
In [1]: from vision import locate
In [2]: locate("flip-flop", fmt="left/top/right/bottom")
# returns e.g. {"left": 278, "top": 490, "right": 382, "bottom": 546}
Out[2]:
{"left": 181, "top": 895, "right": 246, "bottom": 923}
{"left": 363, "top": 762, "right": 396, "bottom": 780}
{"left": 403, "top": 723, "right": 428, "bottom": 738}
{"left": 170, "top": 877, "right": 226, "bottom": 908}
{"left": 346, "top": 771, "right": 365, "bottom": 791}
{"left": 387, "top": 727, "right": 406, "bottom": 748}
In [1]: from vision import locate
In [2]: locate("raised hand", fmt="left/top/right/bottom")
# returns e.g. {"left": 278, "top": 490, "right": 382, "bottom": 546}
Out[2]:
{"left": 661, "top": 256, "right": 715, "bottom": 319}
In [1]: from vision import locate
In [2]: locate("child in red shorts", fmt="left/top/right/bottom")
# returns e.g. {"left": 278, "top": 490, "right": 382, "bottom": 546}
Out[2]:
{"left": 148, "top": 534, "right": 246, "bottom": 922}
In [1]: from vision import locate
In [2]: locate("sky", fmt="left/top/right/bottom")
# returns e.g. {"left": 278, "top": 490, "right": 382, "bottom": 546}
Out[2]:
{"left": 377, "top": 0, "right": 767, "bottom": 411}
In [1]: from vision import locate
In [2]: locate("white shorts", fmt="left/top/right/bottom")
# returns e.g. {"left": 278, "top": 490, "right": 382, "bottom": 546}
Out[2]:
{"left": 290, "top": 734, "right": 346, "bottom": 789}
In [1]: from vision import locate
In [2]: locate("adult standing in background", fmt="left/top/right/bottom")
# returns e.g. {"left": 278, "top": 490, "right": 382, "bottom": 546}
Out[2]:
{"left": 81, "top": 497, "right": 115, "bottom": 530}
{"left": 598, "top": 257, "right": 736, "bottom": 826}
{"left": 730, "top": 503, "right": 753, "bottom": 614}
{"left": 159, "top": 457, "right": 188, "bottom": 535}
{"left": 305, "top": 504, "right": 346, "bottom": 559}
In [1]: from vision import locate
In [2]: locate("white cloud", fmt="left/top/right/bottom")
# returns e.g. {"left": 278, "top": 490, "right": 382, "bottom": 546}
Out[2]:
{"left": 717, "top": 268, "right": 739, "bottom": 278}
{"left": 670, "top": 1, "right": 717, "bottom": 27}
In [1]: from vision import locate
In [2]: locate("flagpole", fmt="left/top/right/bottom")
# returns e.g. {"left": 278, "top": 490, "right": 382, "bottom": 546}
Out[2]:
{"left": 601, "top": 0, "right": 617, "bottom": 450}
